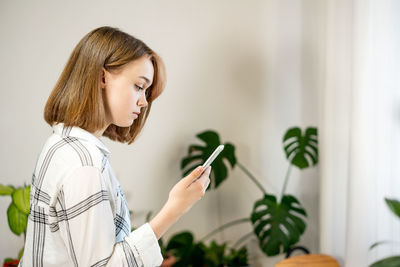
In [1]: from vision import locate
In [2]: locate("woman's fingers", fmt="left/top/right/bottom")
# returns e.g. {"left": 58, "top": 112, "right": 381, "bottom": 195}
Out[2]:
{"left": 183, "top": 166, "right": 204, "bottom": 187}
{"left": 166, "top": 166, "right": 212, "bottom": 218}
{"left": 203, "top": 177, "right": 210, "bottom": 193}
{"left": 197, "top": 166, "right": 211, "bottom": 192}
{"left": 185, "top": 166, "right": 211, "bottom": 190}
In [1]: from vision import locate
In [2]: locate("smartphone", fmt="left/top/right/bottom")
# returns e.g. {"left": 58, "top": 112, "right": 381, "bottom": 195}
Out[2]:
{"left": 201, "top": 145, "right": 224, "bottom": 173}
{"left": 190, "top": 145, "right": 224, "bottom": 185}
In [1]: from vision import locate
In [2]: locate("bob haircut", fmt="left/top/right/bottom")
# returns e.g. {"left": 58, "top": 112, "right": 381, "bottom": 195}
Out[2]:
{"left": 44, "top": 26, "right": 166, "bottom": 144}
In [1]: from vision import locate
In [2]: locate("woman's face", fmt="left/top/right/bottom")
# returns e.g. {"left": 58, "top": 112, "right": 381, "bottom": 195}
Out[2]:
{"left": 102, "top": 56, "right": 154, "bottom": 127}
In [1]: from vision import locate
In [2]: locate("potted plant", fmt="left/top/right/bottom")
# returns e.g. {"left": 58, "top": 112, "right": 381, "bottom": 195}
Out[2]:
{"left": 0, "top": 184, "right": 31, "bottom": 266}
{"left": 132, "top": 211, "right": 249, "bottom": 266}
{"left": 179, "top": 127, "right": 318, "bottom": 258}
{"left": 159, "top": 230, "right": 248, "bottom": 267}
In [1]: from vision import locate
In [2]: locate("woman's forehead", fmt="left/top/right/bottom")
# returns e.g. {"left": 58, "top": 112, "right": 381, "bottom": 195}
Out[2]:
{"left": 124, "top": 57, "right": 154, "bottom": 83}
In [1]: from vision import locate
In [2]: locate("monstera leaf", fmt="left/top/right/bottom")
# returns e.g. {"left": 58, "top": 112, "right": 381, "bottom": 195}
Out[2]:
{"left": 181, "top": 130, "right": 236, "bottom": 189}
{"left": 283, "top": 127, "right": 318, "bottom": 169}
{"left": 250, "top": 194, "right": 307, "bottom": 256}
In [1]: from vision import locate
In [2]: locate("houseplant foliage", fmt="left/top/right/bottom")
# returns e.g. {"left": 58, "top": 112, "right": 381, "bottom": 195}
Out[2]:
{"left": 181, "top": 130, "right": 237, "bottom": 189}
{"left": 369, "top": 198, "right": 400, "bottom": 267}
{"left": 133, "top": 211, "right": 249, "bottom": 266}
{"left": 0, "top": 184, "right": 31, "bottom": 264}
{"left": 180, "top": 127, "right": 318, "bottom": 257}
{"left": 251, "top": 127, "right": 317, "bottom": 256}
{"left": 251, "top": 194, "right": 307, "bottom": 256}
{"left": 160, "top": 231, "right": 248, "bottom": 267}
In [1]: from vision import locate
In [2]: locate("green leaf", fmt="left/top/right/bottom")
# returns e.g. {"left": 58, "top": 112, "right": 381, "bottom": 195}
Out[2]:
{"left": 166, "top": 231, "right": 194, "bottom": 251}
{"left": 164, "top": 231, "right": 209, "bottom": 267}
{"left": 224, "top": 246, "right": 248, "bottom": 266}
{"left": 369, "top": 240, "right": 398, "bottom": 250}
{"left": 190, "top": 243, "right": 206, "bottom": 267}
{"left": 385, "top": 198, "right": 400, "bottom": 219}
{"left": 370, "top": 256, "right": 400, "bottom": 267}
{"left": 180, "top": 130, "right": 237, "bottom": 190}
{"left": 283, "top": 127, "right": 318, "bottom": 169}
{"left": 18, "top": 247, "right": 24, "bottom": 260}
{"left": 12, "top": 186, "right": 31, "bottom": 215}
{"left": 203, "top": 240, "right": 226, "bottom": 265}
{"left": 0, "top": 184, "right": 15, "bottom": 196}
{"left": 250, "top": 194, "right": 307, "bottom": 256}
{"left": 166, "top": 231, "right": 195, "bottom": 263}
{"left": 7, "top": 202, "right": 28, "bottom": 236}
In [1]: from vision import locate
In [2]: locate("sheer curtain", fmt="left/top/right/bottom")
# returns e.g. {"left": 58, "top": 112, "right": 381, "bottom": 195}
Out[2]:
{"left": 319, "top": 0, "right": 400, "bottom": 266}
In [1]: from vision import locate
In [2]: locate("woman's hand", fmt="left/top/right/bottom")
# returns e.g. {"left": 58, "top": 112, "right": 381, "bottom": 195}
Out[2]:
{"left": 149, "top": 166, "right": 211, "bottom": 239}
{"left": 166, "top": 166, "right": 211, "bottom": 217}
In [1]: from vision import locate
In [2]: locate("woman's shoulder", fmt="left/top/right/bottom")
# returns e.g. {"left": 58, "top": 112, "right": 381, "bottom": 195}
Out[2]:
{"left": 32, "top": 133, "right": 107, "bottom": 203}
{"left": 36, "top": 133, "right": 105, "bottom": 175}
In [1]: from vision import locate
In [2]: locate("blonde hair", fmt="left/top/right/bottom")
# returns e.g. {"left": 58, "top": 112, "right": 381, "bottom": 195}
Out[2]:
{"left": 44, "top": 26, "right": 166, "bottom": 144}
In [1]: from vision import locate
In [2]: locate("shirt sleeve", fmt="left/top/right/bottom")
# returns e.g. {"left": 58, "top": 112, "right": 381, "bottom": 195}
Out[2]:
{"left": 58, "top": 165, "right": 163, "bottom": 267}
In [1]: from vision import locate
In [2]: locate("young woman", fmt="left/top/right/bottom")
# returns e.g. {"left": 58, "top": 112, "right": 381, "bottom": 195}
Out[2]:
{"left": 20, "top": 26, "right": 211, "bottom": 267}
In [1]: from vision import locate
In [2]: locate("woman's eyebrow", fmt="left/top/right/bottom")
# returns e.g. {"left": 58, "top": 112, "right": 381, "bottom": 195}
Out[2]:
{"left": 139, "top": 76, "right": 152, "bottom": 84}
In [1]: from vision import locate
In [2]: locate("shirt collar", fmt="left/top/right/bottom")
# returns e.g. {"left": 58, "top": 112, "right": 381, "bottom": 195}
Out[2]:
{"left": 52, "top": 122, "right": 111, "bottom": 157}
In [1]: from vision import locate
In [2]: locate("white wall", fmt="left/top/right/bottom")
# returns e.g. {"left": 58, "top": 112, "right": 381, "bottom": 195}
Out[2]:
{"left": 0, "top": 1, "right": 323, "bottom": 265}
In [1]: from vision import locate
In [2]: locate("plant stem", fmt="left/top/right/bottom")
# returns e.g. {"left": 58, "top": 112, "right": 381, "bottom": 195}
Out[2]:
{"left": 232, "top": 231, "right": 254, "bottom": 249}
{"left": 280, "top": 164, "right": 292, "bottom": 200}
{"left": 236, "top": 162, "right": 267, "bottom": 195}
{"left": 200, "top": 218, "right": 251, "bottom": 242}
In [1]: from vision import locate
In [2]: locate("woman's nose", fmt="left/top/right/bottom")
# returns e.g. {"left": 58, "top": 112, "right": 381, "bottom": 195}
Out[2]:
{"left": 138, "top": 94, "right": 148, "bottom": 107}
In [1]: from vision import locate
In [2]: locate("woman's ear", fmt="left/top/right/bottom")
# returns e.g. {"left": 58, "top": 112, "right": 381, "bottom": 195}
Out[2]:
{"left": 101, "top": 68, "right": 107, "bottom": 88}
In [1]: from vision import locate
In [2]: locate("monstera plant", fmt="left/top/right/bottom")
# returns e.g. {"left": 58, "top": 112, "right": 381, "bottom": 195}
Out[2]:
{"left": 181, "top": 131, "right": 237, "bottom": 189}
{"left": 180, "top": 127, "right": 318, "bottom": 257}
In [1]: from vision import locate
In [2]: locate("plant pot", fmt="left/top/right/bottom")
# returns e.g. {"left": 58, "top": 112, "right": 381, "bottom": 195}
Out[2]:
{"left": 3, "top": 259, "right": 19, "bottom": 267}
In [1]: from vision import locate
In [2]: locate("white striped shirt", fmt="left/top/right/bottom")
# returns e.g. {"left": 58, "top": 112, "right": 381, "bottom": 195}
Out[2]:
{"left": 19, "top": 122, "right": 163, "bottom": 267}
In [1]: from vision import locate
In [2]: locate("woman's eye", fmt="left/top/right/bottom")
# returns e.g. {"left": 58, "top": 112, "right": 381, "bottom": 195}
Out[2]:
{"left": 135, "top": 84, "right": 144, "bottom": 91}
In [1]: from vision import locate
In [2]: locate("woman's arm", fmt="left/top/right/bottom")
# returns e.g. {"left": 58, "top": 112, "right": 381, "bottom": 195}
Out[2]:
{"left": 149, "top": 166, "right": 211, "bottom": 239}
{"left": 56, "top": 165, "right": 210, "bottom": 266}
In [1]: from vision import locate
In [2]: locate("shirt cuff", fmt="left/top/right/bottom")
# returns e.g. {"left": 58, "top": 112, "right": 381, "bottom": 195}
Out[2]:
{"left": 125, "top": 222, "right": 164, "bottom": 266}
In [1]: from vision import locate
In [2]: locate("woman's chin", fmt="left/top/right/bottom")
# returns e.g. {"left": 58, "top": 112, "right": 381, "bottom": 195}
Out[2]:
{"left": 115, "top": 120, "right": 134, "bottom": 128}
